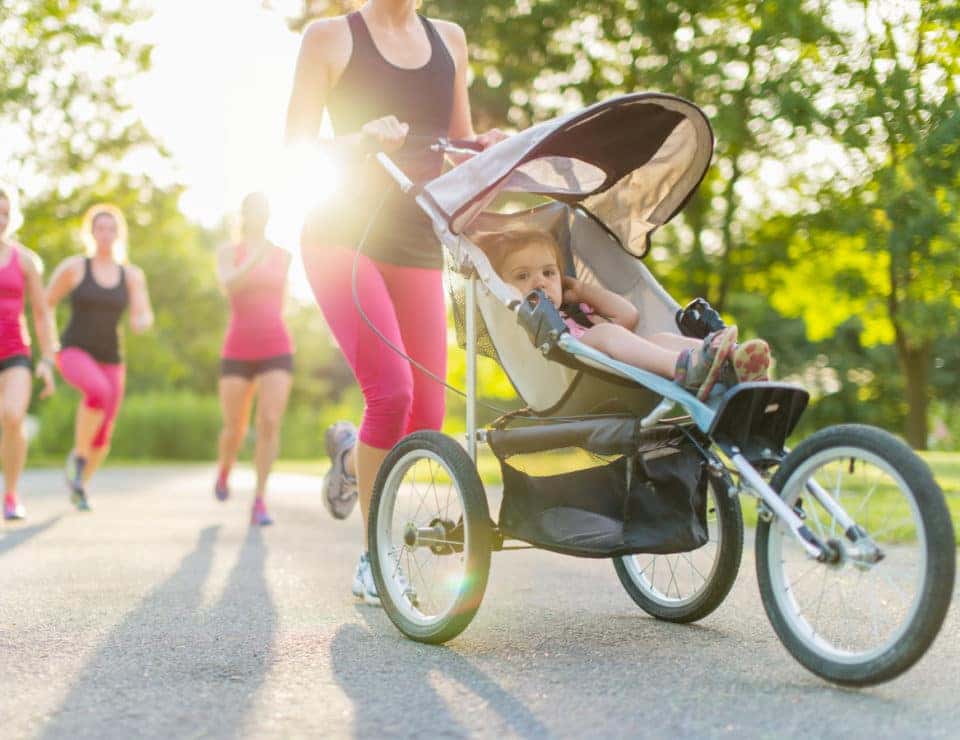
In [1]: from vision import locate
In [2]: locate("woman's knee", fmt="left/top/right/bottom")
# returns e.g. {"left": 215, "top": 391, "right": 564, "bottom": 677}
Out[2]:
{"left": 91, "top": 422, "right": 114, "bottom": 449}
{"left": 256, "top": 412, "right": 283, "bottom": 440}
{"left": 222, "top": 421, "right": 248, "bottom": 445}
{"left": 0, "top": 406, "right": 24, "bottom": 430}
{"left": 83, "top": 384, "right": 113, "bottom": 411}
{"left": 360, "top": 382, "right": 415, "bottom": 448}
{"left": 407, "top": 390, "right": 446, "bottom": 433}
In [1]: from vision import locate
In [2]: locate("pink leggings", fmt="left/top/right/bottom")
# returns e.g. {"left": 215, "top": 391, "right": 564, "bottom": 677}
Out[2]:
{"left": 303, "top": 246, "right": 446, "bottom": 450}
{"left": 57, "top": 348, "right": 126, "bottom": 449}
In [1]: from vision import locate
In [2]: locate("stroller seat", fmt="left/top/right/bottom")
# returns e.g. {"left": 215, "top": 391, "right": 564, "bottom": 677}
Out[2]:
{"left": 454, "top": 202, "right": 681, "bottom": 418}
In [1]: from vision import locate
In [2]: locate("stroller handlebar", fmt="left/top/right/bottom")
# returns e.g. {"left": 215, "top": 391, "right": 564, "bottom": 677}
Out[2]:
{"left": 402, "top": 133, "right": 485, "bottom": 154}
{"left": 375, "top": 135, "right": 484, "bottom": 192}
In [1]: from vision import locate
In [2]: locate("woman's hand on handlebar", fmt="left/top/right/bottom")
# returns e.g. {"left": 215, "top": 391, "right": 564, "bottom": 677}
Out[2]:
{"left": 361, "top": 115, "right": 409, "bottom": 153}
{"left": 474, "top": 127, "right": 509, "bottom": 150}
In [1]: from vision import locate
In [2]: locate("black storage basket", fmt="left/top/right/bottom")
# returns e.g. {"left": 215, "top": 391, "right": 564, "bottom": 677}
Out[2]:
{"left": 496, "top": 427, "right": 709, "bottom": 558}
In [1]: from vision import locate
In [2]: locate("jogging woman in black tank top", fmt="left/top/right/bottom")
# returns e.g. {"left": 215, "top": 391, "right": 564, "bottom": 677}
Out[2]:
{"left": 45, "top": 204, "right": 154, "bottom": 511}
{"left": 285, "top": 0, "right": 506, "bottom": 605}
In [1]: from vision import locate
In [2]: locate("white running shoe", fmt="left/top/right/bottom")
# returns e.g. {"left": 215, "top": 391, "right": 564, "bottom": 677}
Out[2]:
{"left": 352, "top": 552, "right": 381, "bottom": 607}
{"left": 323, "top": 422, "right": 358, "bottom": 520}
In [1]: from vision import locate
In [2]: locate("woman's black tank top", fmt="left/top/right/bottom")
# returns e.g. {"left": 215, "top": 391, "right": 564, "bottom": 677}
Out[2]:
{"left": 61, "top": 258, "right": 128, "bottom": 364}
{"left": 307, "top": 12, "right": 455, "bottom": 269}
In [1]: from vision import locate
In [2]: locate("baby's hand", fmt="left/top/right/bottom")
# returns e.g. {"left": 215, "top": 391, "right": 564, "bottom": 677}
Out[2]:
{"left": 562, "top": 276, "right": 582, "bottom": 303}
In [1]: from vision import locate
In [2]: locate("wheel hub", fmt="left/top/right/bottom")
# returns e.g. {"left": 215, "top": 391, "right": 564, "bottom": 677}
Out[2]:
{"left": 401, "top": 518, "right": 463, "bottom": 555}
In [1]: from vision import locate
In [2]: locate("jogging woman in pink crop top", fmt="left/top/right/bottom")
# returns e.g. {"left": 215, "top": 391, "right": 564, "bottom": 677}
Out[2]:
{"left": 0, "top": 185, "right": 57, "bottom": 520}
{"left": 214, "top": 193, "right": 294, "bottom": 526}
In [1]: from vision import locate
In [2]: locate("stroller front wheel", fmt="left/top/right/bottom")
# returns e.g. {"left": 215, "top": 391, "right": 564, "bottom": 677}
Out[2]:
{"left": 369, "top": 431, "right": 492, "bottom": 644}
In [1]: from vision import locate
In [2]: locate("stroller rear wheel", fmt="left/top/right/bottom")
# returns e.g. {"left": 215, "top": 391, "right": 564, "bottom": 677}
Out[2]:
{"left": 614, "top": 479, "right": 743, "bottom": 622}
{"left": 369, "top": 431, "right": 492, "bottom": 644}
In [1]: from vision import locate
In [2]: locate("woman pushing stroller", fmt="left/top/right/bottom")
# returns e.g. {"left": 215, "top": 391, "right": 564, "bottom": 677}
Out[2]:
{"left": 477, "top": 228, "right": 772, "bottom": 400}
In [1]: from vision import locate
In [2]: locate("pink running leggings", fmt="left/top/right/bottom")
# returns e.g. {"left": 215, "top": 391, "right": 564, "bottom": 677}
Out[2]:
{"left": 57, "top": 348, "right": 126, "bottom": 449}
{"left": 303, "top": 247, "right": 446, "bottom": 450}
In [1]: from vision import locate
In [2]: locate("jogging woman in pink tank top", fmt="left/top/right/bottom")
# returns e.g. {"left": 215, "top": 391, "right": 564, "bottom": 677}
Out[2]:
{"left": 0, "top": 186, "right": 57, "bottom": 520}
{"left": 46, "top": 204, "right": 154, "bottom": 511}
{"left": 285, "top": 0, "right": 506, "bottom": 605}
{"left": 214, "top": 193, "right": 294, "bottom": 526}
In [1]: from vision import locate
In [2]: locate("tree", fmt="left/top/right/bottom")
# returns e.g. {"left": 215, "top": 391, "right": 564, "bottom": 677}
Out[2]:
{"left": 760, "top": 0, "right": 960, "bottom": 448}
{"left": 0, "top": 1, "right": 156, "bottom": 192}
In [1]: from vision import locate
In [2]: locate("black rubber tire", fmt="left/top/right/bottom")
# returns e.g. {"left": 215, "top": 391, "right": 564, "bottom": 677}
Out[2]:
{"left": 368, "top": 431, "right": 492, "bottom": 644}
{"left": 756, "top": 424, "right": 956, "bottom": 687}
{"left": 614, "top": 479, "right": 744, "bottom": 623}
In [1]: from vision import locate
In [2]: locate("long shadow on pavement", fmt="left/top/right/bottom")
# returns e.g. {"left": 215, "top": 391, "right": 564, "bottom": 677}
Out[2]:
{"left": 42, "top": 525, "right": 276, "bottom": 740}
{"left": 0, "top": 516, "right": 61, "bottom": 558}
{"left": 331, "top": 606, "right": 549, "bottom": 737}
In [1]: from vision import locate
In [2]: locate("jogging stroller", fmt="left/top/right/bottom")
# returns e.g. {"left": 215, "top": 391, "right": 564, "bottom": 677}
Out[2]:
{"left": 363, "top": 93, "right": 955, "bottom": 687}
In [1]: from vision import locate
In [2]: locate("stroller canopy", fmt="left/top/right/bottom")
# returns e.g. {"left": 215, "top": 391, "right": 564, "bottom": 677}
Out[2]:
{"left": 423, "top": 93, "right": 713, "bottom": 257}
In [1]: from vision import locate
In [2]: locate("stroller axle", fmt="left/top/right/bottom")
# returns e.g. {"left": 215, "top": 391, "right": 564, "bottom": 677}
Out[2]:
{"left": 402, "top": 519, "right": 463, "bottom": 555}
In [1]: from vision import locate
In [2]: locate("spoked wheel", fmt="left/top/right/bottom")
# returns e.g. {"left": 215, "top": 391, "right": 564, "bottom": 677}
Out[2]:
{"left": 614, "top": 479, "right": 743, "bottom": 622}
{"left": 369, "top": 431, "right": 491, "bottom": 644}
{"left": 756, "top": 425, "right": 956, "bottom": 686}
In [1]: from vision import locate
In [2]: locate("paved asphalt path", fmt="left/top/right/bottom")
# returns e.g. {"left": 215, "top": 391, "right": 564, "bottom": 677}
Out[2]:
{"left": 1, "top": 465, "right": 958, "bottom": 739}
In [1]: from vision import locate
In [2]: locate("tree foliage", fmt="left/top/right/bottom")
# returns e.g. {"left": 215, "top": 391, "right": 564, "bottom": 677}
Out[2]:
{"left": 0, "top": 0, "right": 156, "bottom": 191}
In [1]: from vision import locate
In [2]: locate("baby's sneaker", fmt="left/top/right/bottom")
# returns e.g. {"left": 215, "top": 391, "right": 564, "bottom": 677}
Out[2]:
{"left": 675, "top": 326, "right": 739, "bottom": 401}
{"left": 733, "top": 339, "right": 772, "bottom": 382}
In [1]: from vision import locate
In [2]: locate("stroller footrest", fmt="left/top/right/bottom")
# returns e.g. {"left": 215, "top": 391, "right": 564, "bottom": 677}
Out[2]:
{"left": 709, "top": 382, "right": 810, "bottom": 463}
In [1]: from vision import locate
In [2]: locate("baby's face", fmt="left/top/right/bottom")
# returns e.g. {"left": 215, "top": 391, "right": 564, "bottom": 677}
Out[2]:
{"left": 499, "top": 241, "right": 563, "bottom": 307}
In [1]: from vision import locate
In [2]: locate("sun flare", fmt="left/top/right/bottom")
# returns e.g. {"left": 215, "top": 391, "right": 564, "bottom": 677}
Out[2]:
{"left": 261, "top": 143, "right": 341, "bottom": 252}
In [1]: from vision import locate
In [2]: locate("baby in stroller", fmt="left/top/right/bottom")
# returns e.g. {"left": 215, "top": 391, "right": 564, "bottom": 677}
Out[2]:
{"left": 477, "top": 228, "right": 771, "bottom": 400}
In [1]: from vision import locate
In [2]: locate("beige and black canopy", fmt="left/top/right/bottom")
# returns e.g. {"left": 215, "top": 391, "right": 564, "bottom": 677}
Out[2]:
{"left": 423, "top": 93, "right": 713, "bottom": 257}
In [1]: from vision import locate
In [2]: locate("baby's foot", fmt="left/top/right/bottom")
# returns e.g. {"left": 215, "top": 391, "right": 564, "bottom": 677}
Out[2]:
{"left": 733, "top": 339, "right": 771, "bottom": 382}
{"left": 675, "top": 326, "right": 739, "bottom": 401}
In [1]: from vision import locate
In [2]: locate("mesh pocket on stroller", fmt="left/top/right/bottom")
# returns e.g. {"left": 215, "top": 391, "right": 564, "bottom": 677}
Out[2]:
{"left": 496, "top": 427, "right": 709, "bottom": 558}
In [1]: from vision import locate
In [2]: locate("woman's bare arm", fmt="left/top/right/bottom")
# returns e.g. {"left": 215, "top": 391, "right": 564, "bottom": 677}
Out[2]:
{"left": 563, "top": 277, "right": 639, "bottom": 331}
{"left": 216, "top": 244, "right": 270, "bottom": 294}
{"left": 437, "top": 20, "right": 508, "bottom": 155}
{"left": 19, "top": 247, "right": 56, "bottom": 396}
{"left": 45, "top": 256, "right": 83, "bottom": 311}
{"left": 126, "top": 264, "right": 154, "bottom": 334}
{"left": 439, "top": 21, "right": 474, "bottom": 142}
{"left": 284, "top": 18, "right": 366, "bottom": 153}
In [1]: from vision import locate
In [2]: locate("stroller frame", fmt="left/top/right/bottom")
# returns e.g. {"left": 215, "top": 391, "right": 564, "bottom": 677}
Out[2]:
{"left": 377, "top": 148, "right": 833, "bottom": 564}
{"left": 364, "top": 95, "right": 955, "bottom": 687}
